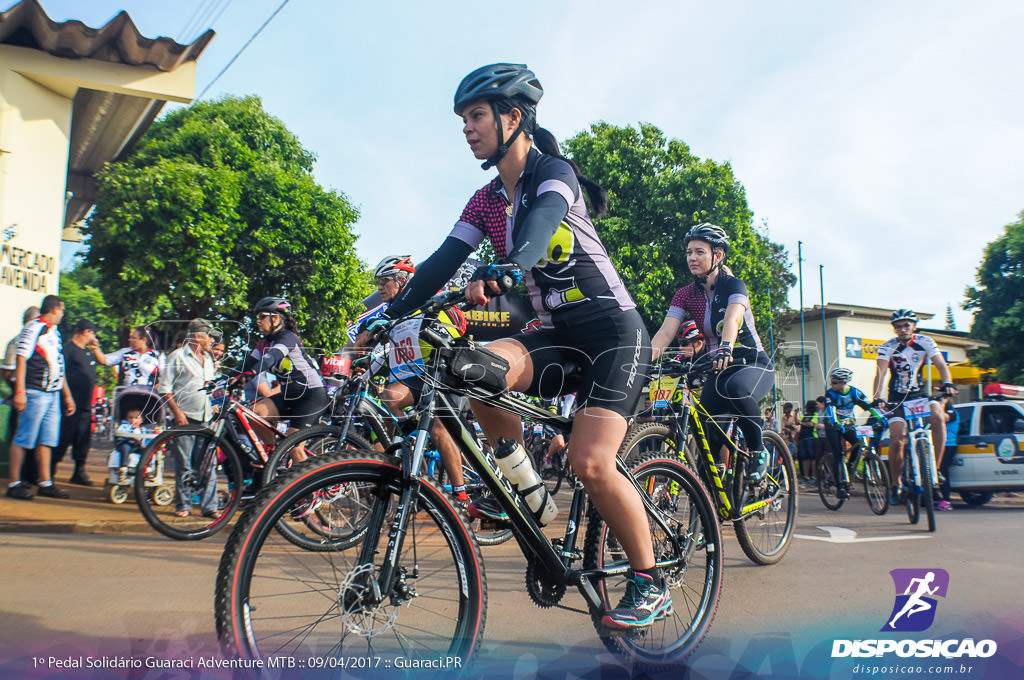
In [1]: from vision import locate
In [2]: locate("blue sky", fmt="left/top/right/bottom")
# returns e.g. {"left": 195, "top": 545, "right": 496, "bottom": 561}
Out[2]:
{"left": 43, "top": 0, "right": 1024, "bottom": 331}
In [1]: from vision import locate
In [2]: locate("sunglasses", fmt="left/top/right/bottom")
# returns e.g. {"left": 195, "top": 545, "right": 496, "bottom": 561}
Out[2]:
{"left": 256, "top": 312, "right": 275, "bottom": 321}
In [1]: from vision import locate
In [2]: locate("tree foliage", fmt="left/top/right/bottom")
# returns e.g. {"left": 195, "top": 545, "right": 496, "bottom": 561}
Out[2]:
{"left": 85, "top": 95, "right": 370, "bottom": 351}
{"left": 562, "top": 122, "right": 795, "bottom": 338}
{"left": 965, "top": 211, "right": 1024, "bottom": 383}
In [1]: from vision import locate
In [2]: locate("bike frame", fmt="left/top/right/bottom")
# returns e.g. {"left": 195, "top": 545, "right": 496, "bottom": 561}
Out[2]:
{"left": 901, "top": 400, "right": 940, "bottom": 491}
{"left": 649, "top": 363, "right": 780, "bottom": 521}
{"left": 353, "top": 355, "right": 687, "bottom": 616}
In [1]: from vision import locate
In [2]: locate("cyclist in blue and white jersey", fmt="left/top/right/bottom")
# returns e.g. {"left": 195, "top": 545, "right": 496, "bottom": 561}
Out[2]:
{"left": 358, "top": 255, "right": 471, "bottom": 503}
{"left": 824, "top": 367, "right": 884, "bottom": 499}
{"left": 872, "top": 309, "right": 956, "bottom": 505}
{"left": 368, "top": 64, "right": 666, "bottom": 630}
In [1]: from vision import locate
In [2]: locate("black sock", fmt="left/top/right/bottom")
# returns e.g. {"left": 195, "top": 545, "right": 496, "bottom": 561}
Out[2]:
{"left": 635, "top": 567, "right": 662, "bottom": 584}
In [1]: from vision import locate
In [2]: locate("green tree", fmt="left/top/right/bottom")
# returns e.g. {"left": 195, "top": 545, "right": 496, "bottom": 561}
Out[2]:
{"left": 563, "top": 122, "right": 795, "bottom": 335}
{"left": 84, "top": 95, "right": 370, "bottom": 351}
{"left": 944, "top": 303, "right": 957, "bottom": 331}
{"left": 965, "top": 211, "right": 1024, "bottom": 383}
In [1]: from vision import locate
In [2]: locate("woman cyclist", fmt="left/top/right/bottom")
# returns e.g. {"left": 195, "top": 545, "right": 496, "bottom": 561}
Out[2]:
{"left": 237, "top": 297, "right": 329, "bottom": 436}
{"left": 650, "top": 223, "right": 775, "bottom": 480}
{"left": 370, "top": 63, "right": 667, "bottom": 630}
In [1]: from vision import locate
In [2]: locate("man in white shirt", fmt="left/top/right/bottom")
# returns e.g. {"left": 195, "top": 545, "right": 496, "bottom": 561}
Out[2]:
{"left": 158, "top": 319, "right": 217, "bottom": 517}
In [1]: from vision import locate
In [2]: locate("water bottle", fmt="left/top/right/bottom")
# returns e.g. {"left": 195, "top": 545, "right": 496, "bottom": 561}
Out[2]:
{"left": 493, "top": 438, "right": 558, "bottom": 525}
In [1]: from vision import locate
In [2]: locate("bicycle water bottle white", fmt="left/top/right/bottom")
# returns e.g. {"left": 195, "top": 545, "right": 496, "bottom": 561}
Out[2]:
{"left": 494, "top": 438, "right": 558, "bottom": 525}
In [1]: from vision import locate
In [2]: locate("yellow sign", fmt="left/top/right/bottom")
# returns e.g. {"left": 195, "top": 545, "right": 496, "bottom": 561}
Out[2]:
{"left": 845, "top": 336, "right": 886, "bottom": 359}
{"left": 648, "top": 375, "right": 681, "bottom": 405}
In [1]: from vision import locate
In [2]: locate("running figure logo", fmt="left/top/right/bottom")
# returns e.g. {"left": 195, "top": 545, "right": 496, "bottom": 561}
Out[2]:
{"left": 881, "top": 568, "right": 949, "bottom": 632}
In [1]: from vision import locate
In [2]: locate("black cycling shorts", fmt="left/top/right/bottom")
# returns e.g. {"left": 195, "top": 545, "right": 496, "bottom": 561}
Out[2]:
{"left": 270, "top": 384, "right": 329, "bottom": 429}
{"left": 512, "top": 308, "right": 651, "bottom": 418}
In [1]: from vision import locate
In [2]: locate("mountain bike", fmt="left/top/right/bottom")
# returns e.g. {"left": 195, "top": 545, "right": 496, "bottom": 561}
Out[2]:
{"left": 890, "top": 396, "right": 939, "bottom": 532}
{"left": 133, "top": 380, "right": 280, "bottom": 540}
{"left": 265, "top": 369, "right": 515, "bottom": 547}
{"left": 618, "top": 356, "right": 797, "bottom": 565}
{"left": 216, "top": 272, "right": 722, "bottom": 672}
{"left": 816, "top": 410, "right": 890, "bottom": 515}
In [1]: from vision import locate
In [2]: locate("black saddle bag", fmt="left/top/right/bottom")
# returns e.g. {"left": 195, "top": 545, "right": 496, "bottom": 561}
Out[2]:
{"left": 436, "top": 340, "right": 510, "bottom": 396}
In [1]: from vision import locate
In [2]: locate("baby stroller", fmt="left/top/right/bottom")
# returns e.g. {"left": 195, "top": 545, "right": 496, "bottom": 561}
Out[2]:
{"left": 105, "top": 386, "right": 169, "bottom": 505}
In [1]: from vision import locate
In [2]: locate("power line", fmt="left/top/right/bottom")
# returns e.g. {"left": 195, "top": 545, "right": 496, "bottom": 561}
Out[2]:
{"left": 194, "top": 0, "right": 293, "bottom": 103}
{"left": 177, "top": 0, "right": 217, "bottom": 43}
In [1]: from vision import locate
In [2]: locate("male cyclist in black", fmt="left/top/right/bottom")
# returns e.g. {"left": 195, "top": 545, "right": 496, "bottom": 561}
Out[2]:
{"left": 872, "top": 309, "right": 956, "bottom": 505}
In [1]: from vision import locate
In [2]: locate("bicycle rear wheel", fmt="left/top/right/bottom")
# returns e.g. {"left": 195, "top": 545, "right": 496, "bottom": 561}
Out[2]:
{"left": 261, "top": 425, "right": 375, "bottom": 551}
{"left": 816, "top": 452, "right": 845, "bottom": 511}
{"left": 583, "top": 453, "right": 722, "bottom": 671}
{"left": 918, "top": 439, "right": 936, "bottom": 532}
{"left": 734, "top": 431, "right": 798, "bottom": 565}
{"left": 134, "top": 425, "right": 244, "bottom": 540}
{"left": 863, "top": 451, "right": 890, "bottom": 515}
{"left": 216, "top": 452, "right": 486, "bottom": 665}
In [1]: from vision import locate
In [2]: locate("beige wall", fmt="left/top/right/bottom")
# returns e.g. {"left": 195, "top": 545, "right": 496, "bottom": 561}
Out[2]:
{"left": 0, "top": 60, "right": 72, "bottom": 345}
{"left": 0, "top": 44, "right": 198, "bottom": 346}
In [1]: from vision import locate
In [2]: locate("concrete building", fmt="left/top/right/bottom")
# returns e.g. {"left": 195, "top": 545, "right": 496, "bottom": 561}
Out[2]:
{"left": 774, "top": 303, "right": 990, "bottom": 408}
{"left": 0, "top": 0, "right": 212, "bottom": 344}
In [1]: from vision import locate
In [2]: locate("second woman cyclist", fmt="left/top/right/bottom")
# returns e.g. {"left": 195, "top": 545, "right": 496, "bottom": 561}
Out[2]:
{"left": 651, "top": 223, "right": 775, "bottom": 480}
{"left": 238, "top": 297, "right": 329, "bottom": 436}
{"left": 369, "top": 63, "right": 668, "bottom": 630}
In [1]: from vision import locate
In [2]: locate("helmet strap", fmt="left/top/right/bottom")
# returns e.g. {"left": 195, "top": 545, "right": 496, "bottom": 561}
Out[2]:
{"left": 481, "top": 101, "right": 524, "bottom": 170}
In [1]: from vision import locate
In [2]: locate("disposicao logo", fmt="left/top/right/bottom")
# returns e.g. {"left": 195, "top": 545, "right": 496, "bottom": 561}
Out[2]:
{"left": 881, "top": 568, "right": 948, "bottom": 632}
{"left": 831, "top": 568, "right": 997, "bottom": 659}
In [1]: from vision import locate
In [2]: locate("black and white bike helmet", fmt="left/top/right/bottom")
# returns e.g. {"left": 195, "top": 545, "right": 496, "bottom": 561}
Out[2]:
{"left": 830, "top": 367, "right": 854, "bottom": 383}
{"left": 890, "top": 309, "right": 918, "bottom": 324}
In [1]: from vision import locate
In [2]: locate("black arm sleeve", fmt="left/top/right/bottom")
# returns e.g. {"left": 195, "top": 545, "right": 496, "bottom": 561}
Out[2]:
{"left": 385, "top": 237, "right": 474, "bottom": 319}
{"left": 237, "top": 347, "right": 286, "bottom": 376}
{"left": 507, "top": 191, "right": 569, "bottom": 270}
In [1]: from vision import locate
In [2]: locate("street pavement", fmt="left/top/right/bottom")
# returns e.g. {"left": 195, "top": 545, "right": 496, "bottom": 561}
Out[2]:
{"left": 2, "top": 446, "right": 1023, "bottom": 679}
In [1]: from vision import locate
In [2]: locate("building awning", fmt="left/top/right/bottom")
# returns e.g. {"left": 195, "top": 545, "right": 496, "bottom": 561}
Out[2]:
{"left": 0, "top": 0, "right": 213, "bottom": 233}
{"left": 925, "top": 361, "right": 995, "bottom": 386}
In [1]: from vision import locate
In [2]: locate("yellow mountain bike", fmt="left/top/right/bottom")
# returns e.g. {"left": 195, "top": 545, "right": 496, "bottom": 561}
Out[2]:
{"left": 620, "top": 356, "right": 797, "bottom": 565}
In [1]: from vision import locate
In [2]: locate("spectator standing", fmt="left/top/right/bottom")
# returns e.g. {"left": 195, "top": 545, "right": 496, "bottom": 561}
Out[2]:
{"left": 53, "top": 319, "right": 103, "bottom": 485}
{"left": 763, "top": 407, "right": 778, "bottom": 433}
{"left": 781, "top": 402, "right": 799, "bottom": 456}
{"left": 102, "top": 326, "right": 164, "bottom": 387}
{"left": 6, "top": 295, "right": 75, "bottom": 500}
{"left": 797, "top": 399, "right": 822, "bottom": 483}
{"left": 158, "top": 318, "right": 217, "bottom": 517}
{"left": 3, "top": 305, "right": 40, "bottom": 483}
{"left": 937, "top": 395, "right": 958, "bottom": 511}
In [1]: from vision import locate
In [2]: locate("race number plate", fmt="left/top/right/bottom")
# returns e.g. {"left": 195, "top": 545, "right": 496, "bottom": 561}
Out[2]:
{"left": 903, "top": 398, "right": 930, "bottom": 418}
{"left": 648, "top": 375, "right": 680, "bottom": 409}
{"left": 855, "top": 425, "right": 874, "bottom": 437}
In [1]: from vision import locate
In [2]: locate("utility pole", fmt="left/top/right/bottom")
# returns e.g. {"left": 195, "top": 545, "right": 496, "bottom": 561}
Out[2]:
{"left": 798, "top": 241, "right": 805, "bottom": 405}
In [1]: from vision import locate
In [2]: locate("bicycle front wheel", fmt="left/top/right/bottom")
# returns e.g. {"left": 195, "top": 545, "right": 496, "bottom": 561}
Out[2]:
{"left": 816, "top": 452, "right": 845, "bottom": 511}
{"left": 863, "top": 451, "right": 891, "bottom": 515}
{"left": 918, "top": 439, "right": 936, "bottom": 532}
{"left": 904, "top": 457, "right": 921, "bottom": 525}
{"left": 134, "top": 425, "right": 244, "bottom": 540}
{"left": 216, "top": 451, "right": 486, "bottom": 665}
{"left": 583, "top": 453, "right": 722, "bottom": 671}
{"left": 734, "top": 431, "right": 798, "bottom": 565}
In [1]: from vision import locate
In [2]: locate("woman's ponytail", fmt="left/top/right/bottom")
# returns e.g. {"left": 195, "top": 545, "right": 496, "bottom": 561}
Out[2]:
{"left": 533, "top": 127, "right": 608, "bottom": 218}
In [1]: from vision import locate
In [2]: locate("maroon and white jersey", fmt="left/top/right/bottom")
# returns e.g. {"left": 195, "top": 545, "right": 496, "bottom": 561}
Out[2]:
{"left": 448, "top": 147, "right": 634, "bottom": 329}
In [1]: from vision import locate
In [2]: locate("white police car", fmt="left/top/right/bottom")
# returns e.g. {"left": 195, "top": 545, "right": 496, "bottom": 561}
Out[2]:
{"left": 947, "top": 385, "right": 1024, "bottom": 506}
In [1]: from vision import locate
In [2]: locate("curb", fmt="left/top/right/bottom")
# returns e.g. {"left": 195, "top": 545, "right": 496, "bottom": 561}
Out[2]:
{"left": 0, "top": 520, "right": 153, "bottom": 535}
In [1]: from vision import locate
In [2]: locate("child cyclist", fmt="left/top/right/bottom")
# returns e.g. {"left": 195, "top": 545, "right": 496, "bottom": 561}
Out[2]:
{"left": 367, "top": 64, "right": 667, "bottom": 630}
{"left": 823, "top": 367, "right": 884, "bottom": 499}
